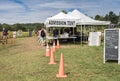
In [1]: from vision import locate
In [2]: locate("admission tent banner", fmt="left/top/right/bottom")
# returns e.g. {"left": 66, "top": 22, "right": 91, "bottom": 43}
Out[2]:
{"left": 44, "top": 12, "right": 79, "bottom": 27}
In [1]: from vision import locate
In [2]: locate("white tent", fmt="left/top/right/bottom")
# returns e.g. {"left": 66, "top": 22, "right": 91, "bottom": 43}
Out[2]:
{"left": 44, "top": 9, "right": 111, "bottom": 44}
{"left": 45, "top": 9, "right": 110, "bottom": 27}
{"left": 45, "top": 12, "right": 79, "bottom": 27}
{"left": 68, "top": 9, "right": 110, "bottom": 44}
{"left": 68, "top": 9, "right": 110, "bottom": 25}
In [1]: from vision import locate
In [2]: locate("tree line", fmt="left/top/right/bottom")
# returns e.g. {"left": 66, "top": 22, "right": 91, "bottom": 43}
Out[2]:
{"left": 0, "top": 23, "right": 44, "bottom": 31}
{"left": 95, "top": 11, "right": 119, "bottom": 24}
{"left": 0, "top": 11, "right": 119, "bottom": 31}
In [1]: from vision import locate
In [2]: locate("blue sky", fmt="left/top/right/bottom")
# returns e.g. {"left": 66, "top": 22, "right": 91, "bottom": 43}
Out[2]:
{"left": 0, "top": 0, "right": 119, "bottom": 24}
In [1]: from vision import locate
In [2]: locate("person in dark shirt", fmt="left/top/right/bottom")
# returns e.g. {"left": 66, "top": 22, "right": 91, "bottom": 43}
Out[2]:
{"left": 38, "top": 27, "right": 46, "bottom": 46}
{"left": 2, "top": 28, "right": 8, "bottom": 44}
{"left": 53, "top": 28, "right": 58, "bottom": 37}
{"left": 53, "top": 28, "right": 59, "bottom": 45}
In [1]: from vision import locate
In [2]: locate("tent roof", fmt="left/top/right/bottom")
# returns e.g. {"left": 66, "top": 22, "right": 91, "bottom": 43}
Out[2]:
{"left": 44, "top": 9, "right": 110, "bottom": 27}
{"left": 68, "top": 9, "right": 110, "bottom": 25}
{"left": 47, "top": 12, "right": 78, "bottom": 20}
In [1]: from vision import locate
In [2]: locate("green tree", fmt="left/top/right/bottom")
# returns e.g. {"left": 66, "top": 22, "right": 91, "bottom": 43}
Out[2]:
{"left": 95, "top": 15, "right": 105, "bottom": 20}
{"left": 61, "top": 10, "right": 67, "bottom": 14}
{"left": 12, "top": 23, "right": 27, "bottom": 31}
{"left": 95, "top": 15, "right": 101, "bottom": 20}
{"left": 95, "top": 11, "right": 119, "bottom": 24}
{"left": 108, "top": 11, "right": 118, "bottom": 24}
{"left": 0, "top": 23, "right": 2, "bottom": 31}
{"left": 104, "top": 14, "right": 109, "bottom": 21}
{"left": 2, "top": 23, "right": 11, "bottom": 30}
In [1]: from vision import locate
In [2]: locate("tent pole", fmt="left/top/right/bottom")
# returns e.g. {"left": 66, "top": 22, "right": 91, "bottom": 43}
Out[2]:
{"left": 81, "top": 25, "right": 82, "bottom": 45}
{"left": 84, "top": 25, "right": 86, "bottom": 42}
{"left": 45, "top": 25, "right": 48, "bottom": 44}
{"left": 90, "top": 26, "right": 91, "bottom": 31}
{"left": 73, "top": 27, "right": 74, "bottom": 35}
{"left": 83, "top": 25, "right": 85, "bottom": 42}
{"left": 73, "top": 27, "right": 75, "bottom": 43}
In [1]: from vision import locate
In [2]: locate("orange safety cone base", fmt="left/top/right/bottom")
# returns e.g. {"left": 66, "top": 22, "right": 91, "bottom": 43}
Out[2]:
{"left": 52, "top": 47, "right": 56, "bottom": 52}
{"left": 46, "top": 55, "right": 50, "bottom": 57}
{"left": 56, "top": 74, "right": 67, "bottom": 78}
{"left": 48, "top": 62, "right": 56, "bottom": 64}
{"left": 46, "top": 52, "right": 50, "bottom": 57}
{"left": 56, "top": 44, "right": 60, "bottom": 48}
{"left": 45, "top": 49, "right": 50, "bottom": 57}
{"left": 56, "top": 46, "right": 60, "bottom": 49}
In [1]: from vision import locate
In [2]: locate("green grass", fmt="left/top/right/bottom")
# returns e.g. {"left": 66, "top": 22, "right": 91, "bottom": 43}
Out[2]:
{"left": 0, "top": 37, "right": 120, "bottom": 81}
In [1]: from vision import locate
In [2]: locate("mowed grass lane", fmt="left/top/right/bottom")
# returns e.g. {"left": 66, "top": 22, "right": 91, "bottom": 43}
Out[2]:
{"left": 0, "top": 37, "right": 120, "bottom": 81}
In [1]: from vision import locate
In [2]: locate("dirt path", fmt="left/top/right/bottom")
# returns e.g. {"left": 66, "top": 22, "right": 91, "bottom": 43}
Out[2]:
{"left": 14, "top": 37, "right": 45, "bottom": 54}
{"left": 0, "top": 37, "right": 81, "bottom": 54}
{"left": 0, "top": 37, "right": 45, "bottom": 56}
{"left": 18, "top": 37, "right": 42, "bottom": 50}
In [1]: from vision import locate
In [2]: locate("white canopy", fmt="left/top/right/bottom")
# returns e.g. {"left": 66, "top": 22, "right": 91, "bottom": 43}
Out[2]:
{"left": 68, "top": 9, "right": 110, "bottom": 25}
{"left": 44, "top": 9, "right": 110, "bottom": 27}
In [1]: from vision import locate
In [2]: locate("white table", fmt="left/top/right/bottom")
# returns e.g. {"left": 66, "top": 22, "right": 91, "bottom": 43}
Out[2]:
{"left": 46, "top": 36, "right": 76, "bottom": 43}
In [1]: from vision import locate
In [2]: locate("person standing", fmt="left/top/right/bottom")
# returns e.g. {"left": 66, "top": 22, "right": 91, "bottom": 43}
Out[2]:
{"left": 2, "top": 28, "right": 8, "bottom": 44}
{"left": 39, "top": 27, "right": 46, "bottom": 46}
{"left": 53, "top": 28, "right": 59, "bottom": 44}
{"left": 53, "top": 28, "right": 59, "bottom": 37}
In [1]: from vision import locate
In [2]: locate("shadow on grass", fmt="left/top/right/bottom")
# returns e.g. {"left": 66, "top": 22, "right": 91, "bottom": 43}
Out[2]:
{"left": 48, "top": 41, "right": 88, "bottom": 46}
{"left": 105, "top": 60, "right": 118, "bottom": 64}
{"left": 66, "top": 72, "right": 70, "bottom": 75}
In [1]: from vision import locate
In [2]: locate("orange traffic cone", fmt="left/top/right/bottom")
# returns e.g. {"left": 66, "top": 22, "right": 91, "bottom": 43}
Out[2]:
{"left": 45, "top": 44, "right": 50, "bottom": 57}
{"left": 56, "top": 53, "right": 67, "bottom": 78}
{"left": 56, "top": 40, "right": 60, "bottom": 49}
{"left": 52, "top": 41, "right": 56, "bottom": 52}
{"left": 48, "top": 48, "right": 56, "bottom": 64}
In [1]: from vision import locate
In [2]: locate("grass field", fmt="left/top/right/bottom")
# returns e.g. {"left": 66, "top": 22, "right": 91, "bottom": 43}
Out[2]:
{"left": 0, "top": 37, "right": 120, "bottom": 81}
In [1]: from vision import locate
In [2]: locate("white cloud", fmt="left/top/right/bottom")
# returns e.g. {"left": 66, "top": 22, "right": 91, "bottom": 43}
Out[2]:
{"left": 0, "top": 10, "right": 57, "bottom": 24}
{"left": 0, "top": 4, "right": 20, "bottom": 10}
{"left": 0, "top": 0, "right": 119, "bottom": 24}
{"left": 0, "top": 2, "right": 25, "bottom": 12}
{"left": 39, "top": 1, "right": 75, "bottom": 8}
{"left": 39, "top": 1, "right": 100, "bottom": 9}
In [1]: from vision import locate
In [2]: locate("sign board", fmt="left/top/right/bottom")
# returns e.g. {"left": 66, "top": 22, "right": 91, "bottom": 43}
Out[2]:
{"left": 88, "top": 32, "right": 101, "bottom": 46}
{"left": 12, "top": 31, "right": 16, "bottom": 38}
{"left": 17, "top": 30, "right": 23, "bottom": 36}
{"left": 46, "top": 20, "right": 76, "bottom": 27}
{"left": 104, "top": 29, "right": 120, "bottom": 64}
